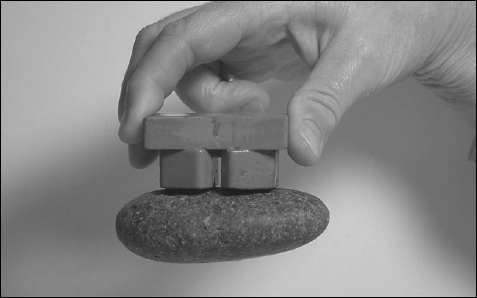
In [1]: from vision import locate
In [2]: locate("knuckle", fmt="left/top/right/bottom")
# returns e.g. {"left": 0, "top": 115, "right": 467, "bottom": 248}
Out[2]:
{"left": 299, "top": 87, "right": 343, "bottom": 130}
{"left": 161, "top": 17, "right": 188, "bottom": 38}
{"left": 134, "top": 22, "right": 161, "bottom": 46}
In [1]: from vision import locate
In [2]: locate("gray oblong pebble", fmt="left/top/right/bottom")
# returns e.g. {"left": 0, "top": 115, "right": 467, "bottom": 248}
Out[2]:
{"left": 116, "top": 188, "right": 329, "bottom": 263}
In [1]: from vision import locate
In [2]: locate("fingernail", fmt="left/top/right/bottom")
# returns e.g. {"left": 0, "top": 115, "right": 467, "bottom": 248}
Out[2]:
{"left": 128, "top": 144, "right": 139, "bottom": 167}
{"left": 119, "top": 107, "right": 128, "bottom": 124}
{"left": 118, "top": 109, "right": 130, "bottom": 142}
{"left": 300, "top": 119, "right": 321, "bottom": 159}
{"left": 469, "top": 136, "right": 476, "bottom": 162}
{"left": 238, "top": 100, "right": 264, "bottom": 115}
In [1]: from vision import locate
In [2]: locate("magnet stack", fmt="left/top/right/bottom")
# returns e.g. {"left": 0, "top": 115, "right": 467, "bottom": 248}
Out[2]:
{"left": 143, "top": 113, "right": 288, "bottom": 189}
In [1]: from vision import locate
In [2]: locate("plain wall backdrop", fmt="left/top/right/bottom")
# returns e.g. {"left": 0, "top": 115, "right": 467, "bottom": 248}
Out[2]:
{"left": 1, "top": 1, "right": 475, "bottom": 296}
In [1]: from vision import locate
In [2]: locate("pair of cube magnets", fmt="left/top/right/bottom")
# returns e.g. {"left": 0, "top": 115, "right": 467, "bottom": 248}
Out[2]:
{"left": 159, "top": 149, "right": 278, "bottom": 189}
{"left": 144, "top": 113, "right": 288, "bottom": 190}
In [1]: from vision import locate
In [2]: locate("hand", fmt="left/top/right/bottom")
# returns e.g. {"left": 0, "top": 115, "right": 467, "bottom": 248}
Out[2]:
{"left": 118, "top": 1, "right": 476, "bottom": 168}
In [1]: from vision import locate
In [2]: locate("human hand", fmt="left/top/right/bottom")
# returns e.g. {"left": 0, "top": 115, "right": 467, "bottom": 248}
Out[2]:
{"left": 118, "top": 1, "right": 476, "bottom": 168}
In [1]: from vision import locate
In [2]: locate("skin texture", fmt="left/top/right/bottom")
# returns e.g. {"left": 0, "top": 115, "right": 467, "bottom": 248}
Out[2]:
{"left": 118, "top": 1, "right": 476, "bottom": 168}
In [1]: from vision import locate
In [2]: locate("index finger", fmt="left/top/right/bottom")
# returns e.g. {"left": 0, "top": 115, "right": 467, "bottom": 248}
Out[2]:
{"left": 118, "top": 2, "right": 250, "bottom": 144}
{"left": 118, "top": 4, "right": 206, "bottom": 123}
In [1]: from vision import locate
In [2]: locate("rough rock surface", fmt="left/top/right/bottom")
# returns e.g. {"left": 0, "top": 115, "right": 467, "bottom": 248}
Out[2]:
{"left": 116, "top": 188, "right": 329, "bottom": 263}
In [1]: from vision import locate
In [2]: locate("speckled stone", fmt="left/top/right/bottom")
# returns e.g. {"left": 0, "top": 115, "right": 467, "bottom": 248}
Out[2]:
{"left": 116, "top": 188, "right": 329, "bottom": 263}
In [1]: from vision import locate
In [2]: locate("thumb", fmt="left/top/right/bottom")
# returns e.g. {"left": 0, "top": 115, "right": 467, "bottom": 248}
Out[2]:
{"left": 287, "top": 35, "right": 379, "bottom": 166}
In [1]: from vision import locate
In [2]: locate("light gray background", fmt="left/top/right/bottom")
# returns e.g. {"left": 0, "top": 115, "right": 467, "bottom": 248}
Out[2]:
{"left": 1, "top": 1, "right": 475, "bottom": 296}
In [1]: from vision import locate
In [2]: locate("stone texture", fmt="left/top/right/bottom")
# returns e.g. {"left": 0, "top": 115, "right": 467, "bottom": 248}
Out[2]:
{"left": 144, "top": 113, "right": 288, "bottom": 150}
{"left": 116, "top": 188, "right": 329, "bottom": 263}
{"left": 221, "top": 150, "right": 278, "bottom": 189}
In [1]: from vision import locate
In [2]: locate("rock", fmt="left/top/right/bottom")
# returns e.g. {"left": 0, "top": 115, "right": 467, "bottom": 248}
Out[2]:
{"left": 116, "top": 188, "right": 329, "bottom": 263}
